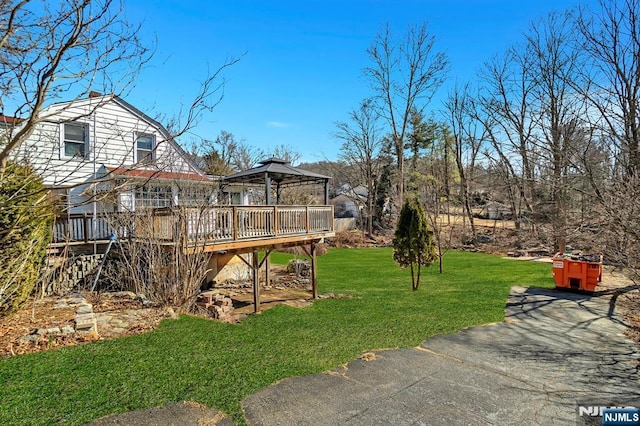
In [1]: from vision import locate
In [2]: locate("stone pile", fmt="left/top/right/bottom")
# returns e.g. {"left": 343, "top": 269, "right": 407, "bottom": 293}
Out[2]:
{"left": 286, "top": 259, "right": 311, "bottom": 277}
{"left": 74, "top": 301, "right": 98, "bottom": 336}
{"left": 197, "top": 292, "right": 235, "bottom": 323}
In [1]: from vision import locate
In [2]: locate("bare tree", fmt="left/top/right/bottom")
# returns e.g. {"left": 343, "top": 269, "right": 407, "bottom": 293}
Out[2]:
{"left": 445, "top": 84, "right": 486, "bottom": 241}
{"left": 270, "top": 144, "right": 301, "bottom": 165}
{"left": 574, "top": 0, "right": 640, "bottom": 176}
{"left": 0, "top": 0, "right": 243, "bottom": 178}
{"left": 199, "top": 131, "right": 241, "bottom": 175}
{"left": 334, "top": 98, "right": 384, "bottom": 236}
{"left": 233, "top": 142, "right": 264, "bottom": 171}
{"left": 365, "top": 22, "right": 448, "bottom": 211}
{"left": 526, "top": 11, "right": 583, "bottom": 253}
{"left": 477, "top": 46, "right": 537, "bottom": 231}
{"left": 0, "top": 0, "right": 151, "bottom": 176}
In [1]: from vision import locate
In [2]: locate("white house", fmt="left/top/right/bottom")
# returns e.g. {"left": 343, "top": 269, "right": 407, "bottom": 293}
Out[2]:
{"left": 14, "top": 93, "right": 248, "bottom": 214}
{"left": 330, "top": 184, "right": 368, "bottom": 218}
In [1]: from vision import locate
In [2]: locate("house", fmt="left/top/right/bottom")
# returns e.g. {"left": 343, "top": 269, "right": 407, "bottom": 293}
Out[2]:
{"left": 10, "top": 94, "right": 335, "bottom": 312}
{"left": 330, "top": 184, "right": 368, "bottom": 218}
{"left": 479, "top": 201, "right": 513, "bottom": 220}
{"left": 13, "top": 93, "right": 249, "bottom": 214}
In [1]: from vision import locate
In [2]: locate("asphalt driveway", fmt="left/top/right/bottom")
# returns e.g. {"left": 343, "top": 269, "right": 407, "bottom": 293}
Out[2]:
{"left": 243, "top": 286, "right": 640, "bottom": 425}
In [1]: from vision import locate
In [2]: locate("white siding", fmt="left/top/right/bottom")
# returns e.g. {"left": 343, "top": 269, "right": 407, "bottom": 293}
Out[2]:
{"left": 16, "top": 96, "right": 201, "bottom": 188}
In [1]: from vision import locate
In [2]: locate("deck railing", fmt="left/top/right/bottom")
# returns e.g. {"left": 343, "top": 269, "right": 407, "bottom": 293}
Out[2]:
{"left": 51, "top": 205, "right": 334, "bottom": 245}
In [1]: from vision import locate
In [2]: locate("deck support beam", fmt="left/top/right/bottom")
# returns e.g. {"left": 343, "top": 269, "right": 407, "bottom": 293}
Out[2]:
{"left": 302, "top": 243, "right": 318, "bottom": 299}
{"left": 311, "top": 242, "right": 318, "bottom": 299}
{"left": 239, "top": 250, "right": 273, "bottom": 313}
{"left": 252, "top": 250, "right": 260, "bottom": 313}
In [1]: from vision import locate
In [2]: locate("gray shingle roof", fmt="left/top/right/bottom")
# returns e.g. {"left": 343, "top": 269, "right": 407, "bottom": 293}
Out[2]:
{"left": 224, "top": 158, "right": 330, "bottom": 187}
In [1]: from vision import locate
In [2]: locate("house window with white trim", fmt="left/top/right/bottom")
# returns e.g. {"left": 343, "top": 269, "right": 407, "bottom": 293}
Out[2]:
{"left": 136, "top": 133, "right": 155, "bottom": 164}
{"left": 62, "top": 122, "right": 88, "bottom": 158}
{"left": 179, "top": 185, "right": 213, "bottom": 206}
{"left": 135, "top": 184, "right": 172, "bottom": 209}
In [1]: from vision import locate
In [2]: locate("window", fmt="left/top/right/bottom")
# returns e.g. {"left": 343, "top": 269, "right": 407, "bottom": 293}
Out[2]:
{"left": 135, "top": 185, "right": 172, "bottom": 209}
{"left": 179, "top": 185, "right": 213, "bottom": 206}
{"left": 136, "top": 134, "right": 155, "bottom": 163}
{"left": 63, "top": 122, "right": 87, "bottom": 158}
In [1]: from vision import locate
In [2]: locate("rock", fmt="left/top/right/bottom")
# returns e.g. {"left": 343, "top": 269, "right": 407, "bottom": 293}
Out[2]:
{"left": 286, "top": 259, "right": 311, "bottom": 277}
{"left": 94, "top": 313, "right": 112, "bottom": 325}
{"left": 111, "top": 291, "right": 136, "bottom": 299}
{"left": 476, "top": 233, "right": 493, "bottom": 243}
{"left": 19, "top": 334, "right": 41, "bottom": 342}
{"left": 53, "top": 301, "right": 69, "bottom": 309}
{"left": 61, "top": 325, "right": 75, "bottom": 335}
{"left": 140, "top": 297, "right": 155, "bottom": 308}
{"left": 75, "top": 312, "right": 98, "bottom": 334}
{"left": 76, "top": 304, "right": 93, "bottom": 315}
{"left": 36, "top": 327, "right": 61, "bottom": 335}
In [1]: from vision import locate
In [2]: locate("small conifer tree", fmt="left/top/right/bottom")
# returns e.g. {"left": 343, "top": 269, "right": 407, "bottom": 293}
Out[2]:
{"left": 392, "top": 195, "right": 436, "bottom": 290}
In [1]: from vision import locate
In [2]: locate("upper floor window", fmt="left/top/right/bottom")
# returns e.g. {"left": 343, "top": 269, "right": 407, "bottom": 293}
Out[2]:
{"left": 136, "top": 133, "right": 155, "bottom": 164}
{"left": 63, "top": 122, "right": 88, "bottom": 158}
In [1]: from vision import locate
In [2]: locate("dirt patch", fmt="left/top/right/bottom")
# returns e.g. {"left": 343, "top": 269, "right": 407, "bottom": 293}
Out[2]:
{"left": 0, "top": 293, "right": 169, "bottom": 357}
{"left": 597, "top": 269, "right": 640, "bottom": 345}
{"left": 0, "top": 265, "right": 321, "bottom": 357}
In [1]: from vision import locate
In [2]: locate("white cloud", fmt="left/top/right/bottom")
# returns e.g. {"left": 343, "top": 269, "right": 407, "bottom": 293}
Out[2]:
{"left": 266, "top": 121, "right": 291, "bottom": 129}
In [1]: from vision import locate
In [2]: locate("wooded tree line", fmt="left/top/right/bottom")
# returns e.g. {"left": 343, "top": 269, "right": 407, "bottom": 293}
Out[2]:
{"left": 333, "top": 0, "right": 640, "bottom": 285}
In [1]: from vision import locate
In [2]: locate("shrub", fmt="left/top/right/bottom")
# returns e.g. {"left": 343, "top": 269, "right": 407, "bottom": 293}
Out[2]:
{"left": 0, "top": 162, "right": 53, "bottom": 317}
{"left": 392, "top": 195, "right": 436, "bottom": 290}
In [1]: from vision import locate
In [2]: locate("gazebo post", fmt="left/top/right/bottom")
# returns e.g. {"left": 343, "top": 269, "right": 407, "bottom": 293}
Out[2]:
{"left": 324, "top": 179, "right": 329, "bottom": 205}
{"left": 276, "top": 181, "right": 282, "bottom": 205}
{"left": 265, "top": 173, "right": 272, "bottom": 205}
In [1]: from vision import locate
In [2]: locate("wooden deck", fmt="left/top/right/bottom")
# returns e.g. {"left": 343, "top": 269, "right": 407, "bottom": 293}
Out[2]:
{"left": 51, "top": 205, "right": 335, "bottom": 252}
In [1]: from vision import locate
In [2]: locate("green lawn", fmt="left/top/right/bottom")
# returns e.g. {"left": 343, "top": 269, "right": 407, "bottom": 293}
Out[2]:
{"left": 0, "top": 248, "right": 553, "bottom": 425}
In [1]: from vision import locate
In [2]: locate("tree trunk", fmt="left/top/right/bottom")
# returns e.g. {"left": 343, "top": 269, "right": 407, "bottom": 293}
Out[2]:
{"left": 396, "top": 137, "right": 405, "bottom": 211}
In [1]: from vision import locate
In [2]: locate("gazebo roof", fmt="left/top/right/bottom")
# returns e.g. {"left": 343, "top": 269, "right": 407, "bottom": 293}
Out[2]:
{"left": 224, "top": 158, "right": 330, "bottom": 187}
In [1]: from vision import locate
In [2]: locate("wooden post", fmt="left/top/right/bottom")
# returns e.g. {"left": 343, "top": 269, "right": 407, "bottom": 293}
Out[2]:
{"left": 252, "top": 250, "right": 260, "bottom": 313}
{"left": 274, "top": 206, "right": 279, "bottom": 236}
{"left": 311, "top": 242, "right": 318, "bottom": 299}
{"left": 232, "top": 206, "right": 238, "bottom": 240}
{"left": 83, "top": 213, "right": 89, "bottom": 243}
{"left": 265, "top": 251, "right": 270, "bottom": 287}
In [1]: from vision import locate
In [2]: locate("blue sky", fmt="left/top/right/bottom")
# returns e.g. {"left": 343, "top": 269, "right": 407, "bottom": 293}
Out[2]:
{"left": 124, "top": 0, "right": 589, "bottom": 164}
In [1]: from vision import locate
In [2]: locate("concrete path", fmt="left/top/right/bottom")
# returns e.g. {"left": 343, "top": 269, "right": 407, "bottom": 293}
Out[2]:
{"left": 243, "top": 286, "right": 640, "bottom": 425}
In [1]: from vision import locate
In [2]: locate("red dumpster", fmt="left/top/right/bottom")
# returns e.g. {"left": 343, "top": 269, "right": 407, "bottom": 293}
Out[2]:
{"left": 552, "top": 254, "right": 603, "bottom": 293}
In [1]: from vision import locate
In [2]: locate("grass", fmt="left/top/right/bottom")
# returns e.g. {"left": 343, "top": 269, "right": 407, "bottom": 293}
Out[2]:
{"left": 0, "top": 248, "right": 553, "bottom": 425}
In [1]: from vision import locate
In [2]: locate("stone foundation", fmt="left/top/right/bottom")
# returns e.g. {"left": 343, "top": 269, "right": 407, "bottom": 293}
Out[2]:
{"left": 43, "top": 254, "right": 104, "bottom": 295}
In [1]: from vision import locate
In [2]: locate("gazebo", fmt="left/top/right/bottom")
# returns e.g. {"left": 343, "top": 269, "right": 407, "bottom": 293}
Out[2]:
{"left": 221, "top": 158, "right": 333, "bottom": 312}
{"left": 224, "top": 158, "right": 331, "bottom": 205}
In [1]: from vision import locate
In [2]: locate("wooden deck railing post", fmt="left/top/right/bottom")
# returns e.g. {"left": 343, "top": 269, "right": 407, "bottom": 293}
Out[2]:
{"left": 306, "top": 206, "right": 310, "bottom": 233}
{"left": 232, "top": 206, "right": 238, "bottom": 241}
{"left": 273, "top": 206, "right": 278, "bottom": 236}
{"left": 83, "top": 213, "right": 89, "bottom": 243}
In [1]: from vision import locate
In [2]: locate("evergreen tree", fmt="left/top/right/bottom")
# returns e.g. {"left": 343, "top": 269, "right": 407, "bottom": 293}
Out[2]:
{"left": 0, "top": 162, "right": 53, "bottom": 316}
{"left": 392, "top": 196, "right": 436, "bottom": 290}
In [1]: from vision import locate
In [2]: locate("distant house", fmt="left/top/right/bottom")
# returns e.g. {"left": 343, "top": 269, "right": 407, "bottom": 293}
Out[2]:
{"left": 12, "top": 93, "right": 250, "bottom": 214}
{"left": 479, "top": 201, "right": 512, "bottom": 220}
{"left": 330, "top": 184, "right": 368, "bottom": 218}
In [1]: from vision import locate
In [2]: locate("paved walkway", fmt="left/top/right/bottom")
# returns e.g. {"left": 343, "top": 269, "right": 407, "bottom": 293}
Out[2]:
{"left": 243, "top": 286, "right": 640, "bottom": 425}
